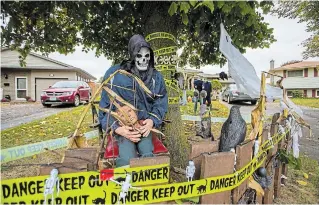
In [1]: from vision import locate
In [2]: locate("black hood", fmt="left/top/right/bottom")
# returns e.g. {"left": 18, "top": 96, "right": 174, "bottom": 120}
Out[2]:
{"left": 121, "top": 34, "right": 155, "bottom": 85}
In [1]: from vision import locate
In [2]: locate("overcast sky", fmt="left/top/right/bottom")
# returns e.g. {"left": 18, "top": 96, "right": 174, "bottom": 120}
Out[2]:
{"left": 49, "top": 14, "right": 319, "bottom": 80}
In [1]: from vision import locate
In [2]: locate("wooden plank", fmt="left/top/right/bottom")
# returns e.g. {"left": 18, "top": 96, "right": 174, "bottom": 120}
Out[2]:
{"left": 274, "top": 119, "right": 286, "bottom": 198}
{"left": 200, "top": 152, "right": 235, "bottom": 204}
{"left": 264, "top": 113, "right": 280, "bottom": 204}
{"left": 189, "top": 141, "right": 219, "bottom": 180}
{"left": 130, "top": 156, "right": 170, "bottom": 168}
{"left": 38, "top": 162, "right": 88, "bottom": 176}
{"left": 232, "top": 140, "right": 254, "bottom": 203}
{"left": 63, "top": 148, "right": 98, "bottom": 171}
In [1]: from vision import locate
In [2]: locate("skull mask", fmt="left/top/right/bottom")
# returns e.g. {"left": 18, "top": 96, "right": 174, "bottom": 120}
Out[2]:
{"left": 135, "top": 47, "right": 150, "bottom": 71}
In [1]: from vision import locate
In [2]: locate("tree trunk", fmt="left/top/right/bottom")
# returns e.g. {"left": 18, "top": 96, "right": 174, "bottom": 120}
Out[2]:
{"left": 143, "top": 2, "right": 189, "bottom": 168}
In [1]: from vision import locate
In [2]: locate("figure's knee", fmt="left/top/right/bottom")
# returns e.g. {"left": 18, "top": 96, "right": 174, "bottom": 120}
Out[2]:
{"left": 137, "top": 134, "right": 154, "bottom": 158}
{"left": 116, "top": 136, "right": 137, "bottom": 167}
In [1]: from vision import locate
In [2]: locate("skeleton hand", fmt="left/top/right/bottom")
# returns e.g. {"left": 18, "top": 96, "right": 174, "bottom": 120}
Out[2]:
{"left": 140, "top": 119, "right": 154, "bottom": 137}
{"left": 115, "top": 126, "right": 141, "bottom": 142}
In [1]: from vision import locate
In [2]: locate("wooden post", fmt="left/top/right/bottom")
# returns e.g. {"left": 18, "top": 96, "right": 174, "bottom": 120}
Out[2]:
{"left": 232, "top": 140, "right": 254, "bottom": 203}
{"left": 259, "top": 73, "right": 266, "bottom": 142}
{"left": 200, "top": 152, "right": 235, "bottom": 204}
{"left": 274, "top": 113, "right": 287, "bottom": 198}
{"left": 263, "top": 113, "right": 280, "bottom": 204}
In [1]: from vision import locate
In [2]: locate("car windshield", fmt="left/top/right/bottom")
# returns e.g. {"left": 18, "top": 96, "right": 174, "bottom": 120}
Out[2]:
{"left": 51, "top": 81, "right": 79, "bottom": 88}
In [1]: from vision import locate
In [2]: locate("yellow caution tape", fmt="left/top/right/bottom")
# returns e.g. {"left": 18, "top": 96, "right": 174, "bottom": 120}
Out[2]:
{"left": 154, "top": 46, "right": 178, "bottom": 56}
{"left": 155, "top": 65, "right": 176, "bottom": 71}
{"left": 1, "top": 129, "right": 287, "bottom": 204}
{"left": 145, "top": 32, "right": 177, "bottom": 44}
{"left": 168, "top": 97, "right": 180, "bottom": 105}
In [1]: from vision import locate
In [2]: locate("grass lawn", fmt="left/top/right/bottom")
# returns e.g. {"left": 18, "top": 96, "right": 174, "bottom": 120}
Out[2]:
{"left": 180, "top": 101, "right": 229, "bottom": 117}
{"left": 291, "top": 98, "right": 319, "bottom": 108}
{"left": 1, "top": 105, "right": 93, "bottom": 149}
{"left": 275, "top": 155, "right": 319, "bottom": 204}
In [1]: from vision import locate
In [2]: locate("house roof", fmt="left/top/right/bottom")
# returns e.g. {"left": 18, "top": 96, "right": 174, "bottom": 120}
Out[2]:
{"left": 1, "top": 48, "right": 96, "bottom": 80}
{"left": 269, "top": 61, "right": 319, "bottom": 72}
{"left": 176, "top": 67, "right": 203, "bottom": 74}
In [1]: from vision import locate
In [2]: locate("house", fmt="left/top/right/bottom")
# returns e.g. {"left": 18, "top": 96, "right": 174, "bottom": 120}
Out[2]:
{"left": 1, "top": 48, "right": 96, "bottom": 101}
{"left": 196, "top": 72, "right": 235, "bottom": 90}
{"left": 176, "top": 67, "right": 203, "bottom": 90}
{"left": 268, "top": 60, "right": 319, "bottom": 98}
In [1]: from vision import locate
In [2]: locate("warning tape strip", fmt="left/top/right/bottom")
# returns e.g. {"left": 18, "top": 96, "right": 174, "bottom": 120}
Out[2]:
{"left": 0, "top": 130, "right": 99, "bottom": 163}
{"left": 145, "top": 32, "right": 177, "bottom": 44}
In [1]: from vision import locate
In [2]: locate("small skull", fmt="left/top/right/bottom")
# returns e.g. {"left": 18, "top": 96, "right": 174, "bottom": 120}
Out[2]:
{"left": 135, "top": 47, "right": 150, "bottom": 71}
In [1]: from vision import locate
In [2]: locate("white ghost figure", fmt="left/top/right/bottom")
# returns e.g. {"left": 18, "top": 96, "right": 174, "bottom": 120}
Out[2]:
{"left": 135, "top": 47, "right": 150, "bottom": 71}
{"left": 186, "top": 160, "right": 196, "bottom": 182}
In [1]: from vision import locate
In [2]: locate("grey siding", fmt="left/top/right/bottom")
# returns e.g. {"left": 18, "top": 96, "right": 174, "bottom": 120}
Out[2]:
{"left": 1, "top": 69, "right": 31, "bottom": 101}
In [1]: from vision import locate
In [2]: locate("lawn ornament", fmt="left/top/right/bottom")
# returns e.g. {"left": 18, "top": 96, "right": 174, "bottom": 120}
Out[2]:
{"left": 219, "top": 72, "right": 228, "bottom": 80}
{"left": 110, "top": 173, "right": 142, "bottom": 205}
{"left": 278, "top": 125, "right": 285, "bottom": 135}
{"left": 98, "top": 86, "right": 165, "bottom": 138}
{"left": 219, "top": 106, "right": 246, "bottom": 152}
{"left": 253, "top": 167, "right": 272, "bottom": 189}
{"left": 253, "top": 138, "right": 259, "bottom": 157}
{"left": 135, "top": 47, "right": 150, "bottom": 71}
{"left": 186, "top": 160, "right": 196, "bottom": 182}
{"left": 43, "top": 168, "right": 60, "bottom": 205}
{"left": 196, "top": 104, "right": 213, "bottom": 139}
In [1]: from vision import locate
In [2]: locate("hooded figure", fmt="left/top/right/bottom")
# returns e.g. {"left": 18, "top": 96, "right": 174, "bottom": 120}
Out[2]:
{"left": 99, "top": 35, "right": 168, "bottom": 167}
{"left": 219, "top": 106, "right": 246, "bottom": 152}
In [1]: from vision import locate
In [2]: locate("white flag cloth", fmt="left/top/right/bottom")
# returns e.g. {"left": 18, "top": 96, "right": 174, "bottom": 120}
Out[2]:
{"left": 219, "top": 23, "right": 303, "bottom": 118}
{"left": 219, "top": 23, "right": 283, "bottom": 99}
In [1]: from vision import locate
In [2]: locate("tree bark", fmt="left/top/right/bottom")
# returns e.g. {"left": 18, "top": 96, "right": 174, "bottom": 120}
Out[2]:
{"left": 143, "top": 2, "right": 189, "bottom": 168}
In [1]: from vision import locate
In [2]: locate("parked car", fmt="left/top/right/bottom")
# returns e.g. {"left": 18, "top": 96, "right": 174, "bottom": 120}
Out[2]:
{"left": 41, "top": 81, "right": 91, "bottom": 107}
{"left": 222, "top": 84, "right": 257, "bottom": 105}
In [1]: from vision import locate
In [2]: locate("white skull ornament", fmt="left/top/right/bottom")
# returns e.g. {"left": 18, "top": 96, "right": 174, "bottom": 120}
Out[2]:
{"left": 135, "top": 47, "right": 150, "bottom": 71}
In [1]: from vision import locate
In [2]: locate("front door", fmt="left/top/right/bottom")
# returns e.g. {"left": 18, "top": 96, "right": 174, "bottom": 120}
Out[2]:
{"left": 16, "top": 77, "right": 27, "bottom": 100}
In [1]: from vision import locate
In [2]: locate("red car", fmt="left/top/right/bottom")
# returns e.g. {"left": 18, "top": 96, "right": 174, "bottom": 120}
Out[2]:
{"left": 41, "top": 81, "right": 91, "bottom": 107}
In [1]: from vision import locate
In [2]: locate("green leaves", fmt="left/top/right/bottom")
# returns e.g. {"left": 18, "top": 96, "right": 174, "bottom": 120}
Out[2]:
{"left": 168, "top": 2, "right": 178, "bottom": 16}
{"left": 182, "top": 13, "right": 189, "bottom": 25}
{"left": 278, "top": 149, "right": 302, "bottom": 170}
{"left": 202, "top": 0, "right": 214, "bottom": 13}
{"left": 180, "top": 2, "right": 190, "bottom": 14}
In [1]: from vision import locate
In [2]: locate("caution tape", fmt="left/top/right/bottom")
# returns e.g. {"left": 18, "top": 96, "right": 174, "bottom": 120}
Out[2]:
{"left": 1, "top": 164, "right": 169, "bottom": 204}
{"left": 155, "top": 65, "right": 176, "bottom": 71}
{"left": 146, "top": 32, "right": 180, "bottom": 105}
{"left": 0, "top": 130, "right": 99, "bottom": 163}
{"left": 145, "top": 32, "right": 177, "bottom": 44}
{"left": 153, "top": 46, "right": 178, "bottom": 56}
{"left": 168, "top": 97, "right": 180, "bottom": 105}
{"left": 1, "top": 128, "right": 288, "bottom": 204}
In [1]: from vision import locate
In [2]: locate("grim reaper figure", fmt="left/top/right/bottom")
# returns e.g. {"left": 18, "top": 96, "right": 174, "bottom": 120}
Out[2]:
{"left": 99, "top": 35, "right": 168, "bottom": 167}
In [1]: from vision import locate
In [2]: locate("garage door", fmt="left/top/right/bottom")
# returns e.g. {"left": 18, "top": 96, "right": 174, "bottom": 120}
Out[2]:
{"left": 35, "top": 78, "right": 68, "bottom": 101}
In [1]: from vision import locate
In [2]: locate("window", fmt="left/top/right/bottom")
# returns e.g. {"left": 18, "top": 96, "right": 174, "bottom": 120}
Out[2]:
{"left": 287, "top": 90, "right": 293, "bottom": 97}
{"left": 16, "top": 77, "right": 27, "bottom": 99}
{"left": 316, "top": 90, "right": 319, "bottom": 98}
{"left": 287, "top": 70, "right": 303, "bottom": 77}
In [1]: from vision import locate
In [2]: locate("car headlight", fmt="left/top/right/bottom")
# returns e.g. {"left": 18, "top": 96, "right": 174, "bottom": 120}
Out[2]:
{"left": 41, "top": 92, "right": 46, "bottom": 96}
{"left": 63, "top": 91, "right": 73, "bottom": 96}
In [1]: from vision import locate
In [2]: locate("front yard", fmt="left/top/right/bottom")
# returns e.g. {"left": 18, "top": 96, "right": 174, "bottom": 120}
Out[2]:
{"left": 291, "top": 98, "right": 319, "bottom": 108}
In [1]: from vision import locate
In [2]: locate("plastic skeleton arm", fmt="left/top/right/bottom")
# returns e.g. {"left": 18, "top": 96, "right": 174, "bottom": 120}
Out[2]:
{"left": 109, "top": 177, "right": 142, "bottom": 190}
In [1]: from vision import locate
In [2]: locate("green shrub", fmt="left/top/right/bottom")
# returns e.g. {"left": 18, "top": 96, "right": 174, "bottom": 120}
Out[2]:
{"left": 290, "top": 90, "right": 304, "bottom": 98}
{"left": 211, "top": 80, "right": 222, "bottom": 91}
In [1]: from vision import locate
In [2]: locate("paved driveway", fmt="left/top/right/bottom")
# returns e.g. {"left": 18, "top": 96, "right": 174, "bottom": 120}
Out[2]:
{"left": 220, "top": 100, "right": 319, "bottom": 162}
{"left": 1, "top": 103, "right": 74, "bottom": 130}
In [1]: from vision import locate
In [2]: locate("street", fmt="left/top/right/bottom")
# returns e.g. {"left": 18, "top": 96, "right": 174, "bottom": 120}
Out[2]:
{"left": 1, "top": 103, "right": 74, "bottom": 130}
